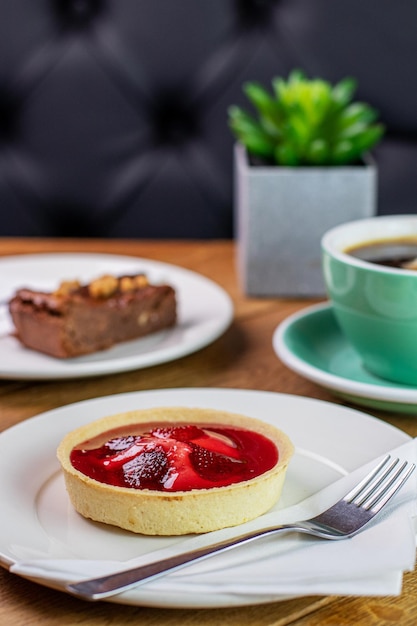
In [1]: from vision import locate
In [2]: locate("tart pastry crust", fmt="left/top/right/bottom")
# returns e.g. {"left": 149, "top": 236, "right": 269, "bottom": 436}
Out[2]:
{"left": 57, "top": 406, "right": 294, "bottom": 535}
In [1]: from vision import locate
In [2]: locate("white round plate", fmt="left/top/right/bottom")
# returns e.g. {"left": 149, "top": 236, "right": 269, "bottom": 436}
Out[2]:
{"left": 0, "top": 253, "right": 233, "bottom": 380}
{"left": 0, "top": 387, "right": 409, "bottom": 608}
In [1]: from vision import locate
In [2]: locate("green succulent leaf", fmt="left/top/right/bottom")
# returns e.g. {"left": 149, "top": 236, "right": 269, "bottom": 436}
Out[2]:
{"left": 331, "top": 77, "right": 357, "bottom": 108}
{"left": 228, "top": 70, "right": 384, "bottom": 166}
{"left": 274, "top": 143, "right": 300, "bottom": 166}
{"left": 243, "top": 83, "right": 278, "bottom": 117}
{"left": 228, "top": 106, "right": 276, "bottom": 158}
{"left": 350, "top": 124, "right": 385, "bottom": 153}
{"left": 342, "top": 102, "right": 378, "bottom": 122}
{"left": 286, "top": 112, "right": 311, "bottom": 146}
{"left": 272, "top": 77, "right": 290, "bottom": 105}
{"left": 307, "top": 139, "right": 330, "bottom": 165}
{"left": 243, "top": 82, "right": 283, "bottom": 139}
{"left": 331, "top": 145, "right": 353, "bottom": 164}
{"left": 288, "top": 69, "right": 306, "bottom": 84}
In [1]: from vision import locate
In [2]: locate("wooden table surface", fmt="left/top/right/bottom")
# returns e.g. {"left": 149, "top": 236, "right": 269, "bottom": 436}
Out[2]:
{"left": 1, "top": 238, "right": 416, "bottom": 626}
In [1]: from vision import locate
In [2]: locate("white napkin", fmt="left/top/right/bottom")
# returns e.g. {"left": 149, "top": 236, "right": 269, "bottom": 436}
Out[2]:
{"left": 10, "top": 439, "right": 417, "bottom": 603}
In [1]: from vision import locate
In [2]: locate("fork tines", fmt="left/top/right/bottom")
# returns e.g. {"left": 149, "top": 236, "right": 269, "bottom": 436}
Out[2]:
{"left": 344, "top": 454, "right": 416, "bottom": 513}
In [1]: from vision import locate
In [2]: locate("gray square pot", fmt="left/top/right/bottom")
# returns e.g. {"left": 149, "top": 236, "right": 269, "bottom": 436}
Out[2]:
{"left": 234, "top": 143, "right": 377, "bottom": 297}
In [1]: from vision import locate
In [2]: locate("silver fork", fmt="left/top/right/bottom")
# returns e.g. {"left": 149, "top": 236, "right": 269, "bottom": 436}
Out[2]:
{"left": 67, "top": 454, "right": 415, "bottom": 601}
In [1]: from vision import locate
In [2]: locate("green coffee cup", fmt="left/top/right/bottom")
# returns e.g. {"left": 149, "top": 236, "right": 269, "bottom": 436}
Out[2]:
{"left": 322, "top": 215, "right": 417, "bottom": 385}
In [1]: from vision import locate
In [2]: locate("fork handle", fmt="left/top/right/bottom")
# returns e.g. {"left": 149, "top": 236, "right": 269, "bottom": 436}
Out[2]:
{"left": 66, "top": 525, "right": 290, "bottom": 601}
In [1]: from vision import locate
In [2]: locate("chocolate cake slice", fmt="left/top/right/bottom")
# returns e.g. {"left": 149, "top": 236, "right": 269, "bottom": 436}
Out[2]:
{"left": 8, "top": 274, "right": 177, "bottom": 358}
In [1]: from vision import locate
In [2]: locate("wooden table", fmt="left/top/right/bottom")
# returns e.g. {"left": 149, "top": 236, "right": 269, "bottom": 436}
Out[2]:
{"left": 1, "top": 238, "right": 416, "bottom": 626}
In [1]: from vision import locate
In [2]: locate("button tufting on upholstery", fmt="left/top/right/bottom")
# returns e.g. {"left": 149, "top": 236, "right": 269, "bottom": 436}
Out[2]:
{"left": 45, "top": 202, "right": 102, "bottom": 237}
{"left": 53, "top": 0, "right": 104, "bottom": 27}
{"left": 236, "top": 0, "right": 278, "bottom": 26}
{"left": 151, "top": 91, "right": 200, "bottom": 147}
{"left": 0, "top": 93, "right": 18, "bottom": 142}
{"left": 0, "top": 1, "right": 416, "bottom": 238}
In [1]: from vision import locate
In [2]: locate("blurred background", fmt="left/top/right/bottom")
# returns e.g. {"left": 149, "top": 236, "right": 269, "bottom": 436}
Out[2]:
{"left": 0, "top": 0, "right": 416, "bottom": 239}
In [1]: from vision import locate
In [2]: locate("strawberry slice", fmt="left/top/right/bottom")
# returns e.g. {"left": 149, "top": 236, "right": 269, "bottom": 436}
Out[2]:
{"left": 189, "top": 444, "right": 244, "bottom": 482}
{"left": 123, "top": 447, "right": 169, "bottom": 489}
{"left": 151, "top": 425, "right": 205, "bottom": 442}
{"left": 100, "top": 441, "right": 147, "bottom": 469}
{"left": 122, "top": 436, "right": 198, "bottom": 491}
{"left": 190, "top": 429, "right": 242, "bottom": 460}
{"left": 103, "top": 436, "right": 137, "bottom": 452}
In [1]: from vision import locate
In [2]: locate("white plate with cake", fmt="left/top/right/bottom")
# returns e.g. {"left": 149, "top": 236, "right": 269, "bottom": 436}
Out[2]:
{"left": 0, "top": 253, "right": 233, "bottom": 380}
{"left": 0, "top": 388, "right": 410, "bottom": 608}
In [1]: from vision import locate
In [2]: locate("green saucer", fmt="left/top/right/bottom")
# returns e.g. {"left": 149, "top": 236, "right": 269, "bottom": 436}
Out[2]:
{"left": 273, "top": 302, "right": 417, "bottom": 414}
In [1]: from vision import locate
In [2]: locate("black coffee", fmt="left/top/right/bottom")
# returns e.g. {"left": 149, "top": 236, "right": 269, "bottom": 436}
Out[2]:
{"left": 346, "top": 238, "right": 417, "bottom": 269}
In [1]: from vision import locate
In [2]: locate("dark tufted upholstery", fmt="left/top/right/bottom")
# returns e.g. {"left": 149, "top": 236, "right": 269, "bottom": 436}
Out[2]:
{"left": 0, "top": 0, "right": 416, "bottom": 239}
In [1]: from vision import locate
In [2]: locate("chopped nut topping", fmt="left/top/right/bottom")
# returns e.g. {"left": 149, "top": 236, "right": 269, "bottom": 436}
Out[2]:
{"left": 137, "top": 311, "right": 150, "bottom": 325}
{"left": 52, "top": 273, "right": 149, "bottom": 300}
{"left": 120, "top": 275, "right": 149, "bottom": 292}
{"left": 88, "top": 275, "right": 118, "bottom": 298}
{"left": 53, "top": 280, "right": 81, "bottom": 297}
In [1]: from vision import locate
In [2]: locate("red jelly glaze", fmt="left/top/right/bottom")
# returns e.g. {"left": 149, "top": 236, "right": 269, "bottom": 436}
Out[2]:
{"left": 70, "top": 423, "right": 279, "bottom": 492}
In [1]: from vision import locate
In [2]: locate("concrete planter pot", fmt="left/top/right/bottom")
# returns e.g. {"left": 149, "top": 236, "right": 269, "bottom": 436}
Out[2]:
{"left": 234, "top": 143, "right": 377, "bottom": 297}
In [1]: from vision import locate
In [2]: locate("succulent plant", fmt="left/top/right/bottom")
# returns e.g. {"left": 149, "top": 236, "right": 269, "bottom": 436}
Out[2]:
{"left": 228, "top": 70, "right": 384, "bottom": 166}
